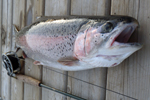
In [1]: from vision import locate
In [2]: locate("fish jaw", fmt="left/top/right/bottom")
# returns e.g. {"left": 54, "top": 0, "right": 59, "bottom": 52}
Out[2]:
{"left": 105, "top": 22, "right": 139, "bottom": 48}
{"left": 91, "top": 43, "right": 142, "bottom": 67}
{"left": 103, "top": 21, "right": 142, "bottom": 55}
{"left": 81, "top": 44, "right": 142, "bottom": 68}
{"left": 79, "top": 20, "right": 142, "bottom": 67}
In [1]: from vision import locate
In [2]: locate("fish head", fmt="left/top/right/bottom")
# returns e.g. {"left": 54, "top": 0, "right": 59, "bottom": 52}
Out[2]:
{"left": 74, "top": 16, "right": 142, "bottom": 67}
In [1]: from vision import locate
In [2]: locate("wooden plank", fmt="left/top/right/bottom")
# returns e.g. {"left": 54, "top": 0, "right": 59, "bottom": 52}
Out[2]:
{"left": 24, "top": 0, "right": 44, "bottom": 100}
{"left": 24, "top": 59, "right": 42, "bottom": 100}
{"left": 106, "top": 0, "right": 150, "bottom": 100}
{"left": 10, "top": 1, "right": 26, "bottom": 100}
{"left": 42, "top": 0, "right": 68, "bottom": 100}
{"left": 67, "top": 0, "right": 109, "bottom": 100}
{"left": 71, "top": 0, "right": 106, "bottom": 15}
{"left": 45, "top": 0, "right": 68, "bottom": 16}
{"left": 26, "top": 0, "right": 44, "bottom": 25}
{"left": 42, "top": 68, "right": 68, "bottom": 100}
{"left": 67, "top": 69, "right": 107, "bottom": 100}
{"left": 111, "top": 0, "right": 139, "bottom": 18}
{"left": 0, "top": 0, "right": 2, "bottom": 97}
{"left": 1, "top": 0, "right": 12, "bottom": 100}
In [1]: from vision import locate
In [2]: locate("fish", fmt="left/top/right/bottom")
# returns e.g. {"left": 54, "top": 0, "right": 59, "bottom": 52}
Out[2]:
{"left": 15, "top": 16, "right": 142, "bottom": 71}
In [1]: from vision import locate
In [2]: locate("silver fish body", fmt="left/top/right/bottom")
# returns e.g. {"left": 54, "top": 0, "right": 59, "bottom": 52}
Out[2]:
{"left": 16, "top": 16, "right": 142, "bottom": 71}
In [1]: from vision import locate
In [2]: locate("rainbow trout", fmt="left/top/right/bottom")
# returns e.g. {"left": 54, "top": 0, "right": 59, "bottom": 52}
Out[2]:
{"left": 15, "top": 16, "right": 142, "bottom": 71}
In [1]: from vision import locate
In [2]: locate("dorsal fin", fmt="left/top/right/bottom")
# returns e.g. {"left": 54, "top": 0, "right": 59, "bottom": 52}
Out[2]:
{"left": 13, "top": 24, "right": 20, "bottom": 33}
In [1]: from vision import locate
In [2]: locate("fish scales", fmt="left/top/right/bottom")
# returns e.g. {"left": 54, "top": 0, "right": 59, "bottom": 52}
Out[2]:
{"left": 17, "top": 18, "right": 89, "bottom": 62}
{"left": 15, "top": 16, "right": 142, "bottom": 71}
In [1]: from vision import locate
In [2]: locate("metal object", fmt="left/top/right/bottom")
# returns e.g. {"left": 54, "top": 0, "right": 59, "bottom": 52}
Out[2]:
{"left": 2, "top": 51, "right": 21, "bottom": 77}
{"left": 2, "top": 50, "right": 86, "bottom": 100}
{"left": 39, "top": 84, "right": 86, "bottom": 100}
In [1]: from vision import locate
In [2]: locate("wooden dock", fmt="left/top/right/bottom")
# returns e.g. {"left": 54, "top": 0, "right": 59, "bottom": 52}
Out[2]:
{"left": 0, "top": 0, "right": 149, "bottom": 100}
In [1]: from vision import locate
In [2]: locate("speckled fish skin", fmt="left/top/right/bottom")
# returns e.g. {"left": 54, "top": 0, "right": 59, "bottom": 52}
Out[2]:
{"left": 15, "top": 16, "right": 142, "bottom": 71}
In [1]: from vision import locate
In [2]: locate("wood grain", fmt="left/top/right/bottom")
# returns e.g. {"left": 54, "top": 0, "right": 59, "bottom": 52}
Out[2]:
{"left": 24, "top": 59, "right": 42, "bottom": 100}
{"left": 71, "top": 0, "right": 107, "bottom": 16}
{"left": 1, "top": 0, "right": 12, "bottom": 100}
{"left": 45, "top": 0, "right": 68, "bottom": 16}
{"left": 42, "top": 68, "right": 67, "bottom": 100}
{"left": 67, "top": 69, "right": 107, "bottom": 100}
{"left": 0, "top": 0, "right": 2, "bottom": 97}
{"left": 67, "top": 0, "right": 109, "bottom": 100}
{"left": 24, "top": 0, "right": 44, "bottom": 100}
{"left": 42, "top": 0, "right": 69, "bottom": 100}
{"left": 11, "top": 1, "right": 26, "bottom": 100}
{"left": 106, "top": 0, "right": 150, "bottom": 100}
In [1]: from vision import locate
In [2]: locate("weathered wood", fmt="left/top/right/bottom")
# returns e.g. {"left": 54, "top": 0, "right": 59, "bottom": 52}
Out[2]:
{"left": 24, "top": 59, "right": 42, "bottom": 100}
{"left": 1, "top": 0, "right": 12, "bottom": 100}
{"left": 111, "top": 0, "right": 139, "bottom": 18}
{"left": 67, "top": 0, "right": 71, "bottom": 15}
{"left": 24, "top": 0, "right": 44, "bottom": 100}
{"left": 42, "top": 0, "right": 68, "bottom": 100}
{"left": 42, "top": 68, "right": 68, "bottom": 100}
{"left": 71, "top": 0, "right": 106, "bottom": 16}
{"left": 67, "top": 69, "right": 107, "bottom": 100}
{"left": 26, "top": 0, "right": 44, "bottom": 25}
{"left": 0, "top": 0, "right": 2, "bottom": 97}
{"left": 11, "top": 1, "right": 26, "bottom": 100}
{"left": 106, "top": 0, "right": 150, "bottom": 100}
{"left": 67, "top": 0, "right": 109, "bottom": 100}
{"left": 45, "top": 0, "right": 68, "bottom": 16}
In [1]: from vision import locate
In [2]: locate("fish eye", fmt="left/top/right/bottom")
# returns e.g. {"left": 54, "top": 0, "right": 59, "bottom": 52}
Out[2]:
{"left": 101, "top": 22, "right": 114, "bottom": 33}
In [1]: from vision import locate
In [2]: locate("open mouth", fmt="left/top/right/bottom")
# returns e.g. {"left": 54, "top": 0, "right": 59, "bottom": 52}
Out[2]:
{"left": 111, "top": 26, "right": 137, "bottom": 46}
{"left": 96, "top": 22, "right": 142, "bottom": 60}
{"left": 96, "top": 24, "right": 142, "bottom": 60}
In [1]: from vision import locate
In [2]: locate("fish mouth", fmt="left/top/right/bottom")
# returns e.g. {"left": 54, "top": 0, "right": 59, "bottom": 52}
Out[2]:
{"left": 109, "top": 23, "right": 142, "bottom": 48}
{"left": 112, "top": 26, "right": 134, "bottom": 45}
{"left": 95, "top": 23, "right": 142, "bottom": 67}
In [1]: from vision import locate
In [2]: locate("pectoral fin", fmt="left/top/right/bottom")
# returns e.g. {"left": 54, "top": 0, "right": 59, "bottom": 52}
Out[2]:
{"left": 58, "top": 58, "right": 79, "bottom": 66}
{"left": 33, "top": 61, "right": 42, "bottom": 65}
